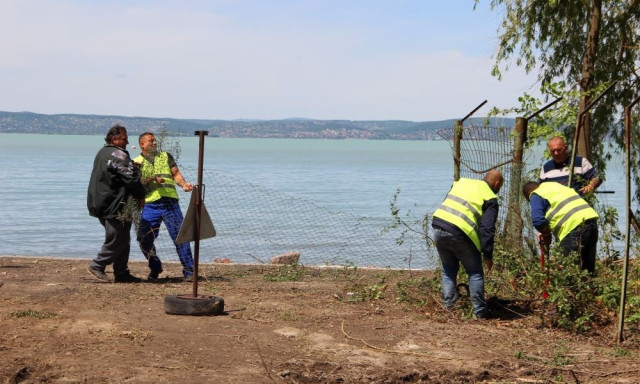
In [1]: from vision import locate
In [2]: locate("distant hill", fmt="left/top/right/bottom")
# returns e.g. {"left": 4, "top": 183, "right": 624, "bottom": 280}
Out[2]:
{"left": 0, "top": 111, "right": 515, "bottom": 140}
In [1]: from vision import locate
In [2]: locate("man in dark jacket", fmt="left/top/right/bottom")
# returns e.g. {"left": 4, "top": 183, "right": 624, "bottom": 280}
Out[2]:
{"left": 87, "top": 125, "right": 146, "bottom": 283}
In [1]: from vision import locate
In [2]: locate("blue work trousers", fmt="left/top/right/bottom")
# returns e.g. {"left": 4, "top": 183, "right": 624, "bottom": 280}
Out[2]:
{"left": 137, "top": 197, "right": 193, "bottom": 277}
{"left": 434, "top": 228, "right": 488, "bottom": 317}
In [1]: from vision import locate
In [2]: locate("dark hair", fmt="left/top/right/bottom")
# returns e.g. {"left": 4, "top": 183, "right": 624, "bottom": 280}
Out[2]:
{"left": 138, "top": 132, "right": 154, "bottom": 144}
{"left": 522, "top": 181, "right": 540, "bottom": 199}
{"left": 105, "top": 124, "right": 127, "bottom": 144}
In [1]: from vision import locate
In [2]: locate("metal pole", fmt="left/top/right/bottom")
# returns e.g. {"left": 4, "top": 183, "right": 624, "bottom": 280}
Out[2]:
{"left": 568, "top": 81, "right": 617, "bottom": 188}
{"left": 618, "top": 96, "right": 640, "bottom": 343}
{"left": 453, "top": 120, "right": 462, "bottom": 181}
{"left": 454, "top": 100, "right": 488, "bottom": 181}
{"left": 504, "top": 117, "right": 527, "bottom": 245}
{"left": 461, "top": 100, "right": 487, "bottom": 123}
{"left": 525, "top": 97, "right": 562, "bottom": 121}
{"left": 192, "top": 130, "right": 208, "bottom": 298}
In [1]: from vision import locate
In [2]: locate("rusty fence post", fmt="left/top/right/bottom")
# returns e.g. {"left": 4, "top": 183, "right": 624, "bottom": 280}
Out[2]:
{"left": 618, "top": 95, "right": 640, "bottom": 343}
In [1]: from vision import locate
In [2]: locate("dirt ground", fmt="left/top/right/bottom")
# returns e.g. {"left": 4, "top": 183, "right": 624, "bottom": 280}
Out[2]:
{"left": 1, "top": 256, "right": 640, "bottom": 384}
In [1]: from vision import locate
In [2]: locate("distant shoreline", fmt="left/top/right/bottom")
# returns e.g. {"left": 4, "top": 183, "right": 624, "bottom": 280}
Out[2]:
{"left": 0, "top": 110, "right": 514, "bottom": 140}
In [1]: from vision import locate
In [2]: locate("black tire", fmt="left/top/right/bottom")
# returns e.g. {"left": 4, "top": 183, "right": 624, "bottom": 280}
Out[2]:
{"left": 164, "top": 295, "right": 225, "bottom": 316}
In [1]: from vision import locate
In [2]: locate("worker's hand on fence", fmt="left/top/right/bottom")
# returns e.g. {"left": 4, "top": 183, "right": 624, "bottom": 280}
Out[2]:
{"left": 579, "top": 184, "right": 595, "bottom": 195}
{"left": 138, "top": 198, "right": 145, "bottom": 208}
{"left": 182, "top": 182, "right": 194, "bottom": 192}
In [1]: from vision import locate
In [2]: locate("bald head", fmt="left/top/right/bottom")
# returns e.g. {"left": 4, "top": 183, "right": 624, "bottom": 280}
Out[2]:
{"left": 548, "top": 136, "right": 569, "bottom": 163}
{"left": 484, "top": 169, "right": 504, "bottom": 193}
{"left": 522, "top": 181, "right": 540, "bottom": 201}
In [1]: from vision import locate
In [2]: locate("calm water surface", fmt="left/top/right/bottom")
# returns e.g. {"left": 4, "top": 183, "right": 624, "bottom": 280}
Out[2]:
{"left": 0, "top": 134, "right": 628, "bottom": 264}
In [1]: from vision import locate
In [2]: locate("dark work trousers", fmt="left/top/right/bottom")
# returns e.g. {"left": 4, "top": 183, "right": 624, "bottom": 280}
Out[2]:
{"left": 559, "top": 220, "right": 598, "bottom": 274}
{"left": 90, "top": 218, "right": 132, "bottom": 277}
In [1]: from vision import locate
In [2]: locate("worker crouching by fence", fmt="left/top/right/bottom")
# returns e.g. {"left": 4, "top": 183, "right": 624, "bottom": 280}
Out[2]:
{"left": 431, "top": 170, "right": 504, "bottom": 319}
{"left": 522, "top": 181, "right": 599, "bottom": 275}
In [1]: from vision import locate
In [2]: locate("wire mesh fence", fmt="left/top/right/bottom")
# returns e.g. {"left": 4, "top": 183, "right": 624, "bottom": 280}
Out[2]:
{"left": 437, "top": 121, "right": 537, "bottom": 250}
{"left": 133, "top": 167, "right": 437, "bottom": 269}
{"left": 136, "top": 122, "right": 537, "bottom": 270}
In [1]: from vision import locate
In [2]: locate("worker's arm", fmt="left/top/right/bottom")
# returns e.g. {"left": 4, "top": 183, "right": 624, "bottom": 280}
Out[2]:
{"left": 479, "top": 198, "right": 499, "bottom": 261}
{"left": 579, "top": 176, "right": 602, "bottom": 195}
{"left": 578, "top": 157, "right": 602, "bottom": 195}
{"left": 530, "top": 194, "right": 552, "bottom": 246}
{"left": 171, "top": 166, "right": 193, "bottom": 192}
{"left": 166, "top": 152, "right": 193, "bottom": 192}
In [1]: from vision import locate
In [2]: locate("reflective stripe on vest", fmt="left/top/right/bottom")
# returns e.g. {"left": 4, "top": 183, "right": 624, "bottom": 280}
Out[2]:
{"left": 533, "top": 182, "right": 598, "bottom": 241}
{"left": 432, "top": 178, "right": 497, "bottom": 251}
{"left": 133, "top": 152, "right": 179, "bottom": 203}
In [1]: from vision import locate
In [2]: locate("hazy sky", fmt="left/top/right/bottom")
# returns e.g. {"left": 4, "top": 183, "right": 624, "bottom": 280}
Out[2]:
{"left": 1, "top": 1, "right": 541, "bottom": 121}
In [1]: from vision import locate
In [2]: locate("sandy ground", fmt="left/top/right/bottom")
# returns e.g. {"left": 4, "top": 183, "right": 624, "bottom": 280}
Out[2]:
{"left": 1, "top": 256, "right": 640, "bottom": 384}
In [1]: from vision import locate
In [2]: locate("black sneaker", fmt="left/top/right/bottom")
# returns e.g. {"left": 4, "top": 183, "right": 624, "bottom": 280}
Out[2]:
{"left": 114, "top": 273, "right": 142, "bottom": 283}
{"left": 88, "top": 266, "right": 112, "bottom": 283}
{"left": 147, "top": 270, "right": 162, "bottom": 281}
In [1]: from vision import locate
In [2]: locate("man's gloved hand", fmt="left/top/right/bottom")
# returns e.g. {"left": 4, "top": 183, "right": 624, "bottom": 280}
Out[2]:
{"left": 537, "top": 231, "right": 552, "bottom": 247}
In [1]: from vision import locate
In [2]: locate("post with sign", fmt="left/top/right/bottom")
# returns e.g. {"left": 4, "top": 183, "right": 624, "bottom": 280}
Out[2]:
{"left": 164, "top": 131, "right": 224, "bottom": 316}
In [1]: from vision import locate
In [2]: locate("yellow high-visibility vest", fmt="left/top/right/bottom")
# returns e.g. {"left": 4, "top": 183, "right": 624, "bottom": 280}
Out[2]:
{"left": 433, "top": 178, "right": 497, "bottom": 251}
{"left": 133, "top": 152, "right": 179, "bottom": 203}
{"left": 533, "top": 182, "right": 598, "bottom": 241}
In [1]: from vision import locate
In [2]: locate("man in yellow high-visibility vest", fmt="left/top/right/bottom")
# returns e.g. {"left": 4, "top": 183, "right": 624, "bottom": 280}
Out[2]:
{"left": 431, "top": 170, "right": 503, "bottom": 318}
{"left": 523, "top": 181, "right": 599, "bottom": 274}
{"left": 134, "top": 132, "right": 194, "bottom": 281}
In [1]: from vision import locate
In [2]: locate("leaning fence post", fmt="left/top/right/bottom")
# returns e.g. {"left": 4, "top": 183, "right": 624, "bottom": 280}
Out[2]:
{"left": 453, "top": 120, "right": 462, "bottom": 181}
{"left": 503, "top": 117, "right": 527, "bottom": 246}
{"left": 618, "top": 94, "right": 640, "bottom": 343}
{"left": 454, "top": 100, "right": 488, "bottom": 181}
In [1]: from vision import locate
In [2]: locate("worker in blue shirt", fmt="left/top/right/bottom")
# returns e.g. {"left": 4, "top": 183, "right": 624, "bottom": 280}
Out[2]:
{"left": 523, "top": 181, "right": 599, "bottom": 274}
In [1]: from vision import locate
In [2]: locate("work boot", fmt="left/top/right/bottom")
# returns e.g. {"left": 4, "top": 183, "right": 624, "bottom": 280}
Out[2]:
{"left": 147, "top": 268, "right": 163, "bottom": 281}
{"left": 114, "top": 273, "right": 142, "bottom": 283}
{"left": 88, "top": 266, "right": 112, "bottom": 283}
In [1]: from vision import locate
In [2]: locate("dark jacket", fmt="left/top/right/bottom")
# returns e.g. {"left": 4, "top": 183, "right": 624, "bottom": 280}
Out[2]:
{"left": 87, "top": 145, "right": 145, "bottom": 219}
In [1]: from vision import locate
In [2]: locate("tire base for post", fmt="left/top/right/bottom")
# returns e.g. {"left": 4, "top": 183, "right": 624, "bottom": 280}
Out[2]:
{"left": 164, "top": 294, "right": 225, "bottom": 316}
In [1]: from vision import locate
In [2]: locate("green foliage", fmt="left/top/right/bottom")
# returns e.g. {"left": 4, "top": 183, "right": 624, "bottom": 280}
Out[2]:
{"left": 263, "top": 265, "right": 305, "bottom": 282}
{"left": 383, "top": 188, "right": 437, "bottom": 270}
{"left": 384, "top": 188, "right": 432, "bottom": 246}
{"left": 611, "top": 346, "right": 631, "bottom": 357}
{"left": 482, "top": 0, "right": 640, "bottom": 101}
{"left": 343, "top": 277, "right": 388, "bottom": 302}
{"left": 386, "top": 178, "right": 640, "bottom": 333}
{"left": 597, "top": 203, "right": 624, "bottom": 261}
{"left": 489, "top": 81, "right": 611, "bottom": 163}
{"left": 543, "top": 246, "right": 607, "bottom": 333}
{"left": 11, "top": 309, "right": 58, "bottom": 319}
{"left": 396, "top": 276, "right": 440, "bottom": 307}
{"left": 552, "top": 343, "right": 574, "bottom": 366}
{"left": 482, "top": 0, "right": 640, "bottom": 206}
{"left": 115, "top": 195, "right": 142, "bottom": 224}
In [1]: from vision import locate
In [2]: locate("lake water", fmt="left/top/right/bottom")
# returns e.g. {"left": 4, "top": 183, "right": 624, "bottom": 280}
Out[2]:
{"left": 0, "top": 134, "right": 629, "bottom": 269}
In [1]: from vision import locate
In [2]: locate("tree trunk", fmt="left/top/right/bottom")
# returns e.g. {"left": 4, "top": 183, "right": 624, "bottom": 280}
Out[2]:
{"left": 576, "top": 0, "right": 602, "bottom": 158}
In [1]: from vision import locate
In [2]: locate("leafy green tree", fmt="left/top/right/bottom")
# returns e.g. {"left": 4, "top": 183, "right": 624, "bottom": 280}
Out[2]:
{"left": 479, "top": 0, "right": 640, "bottom": 171}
